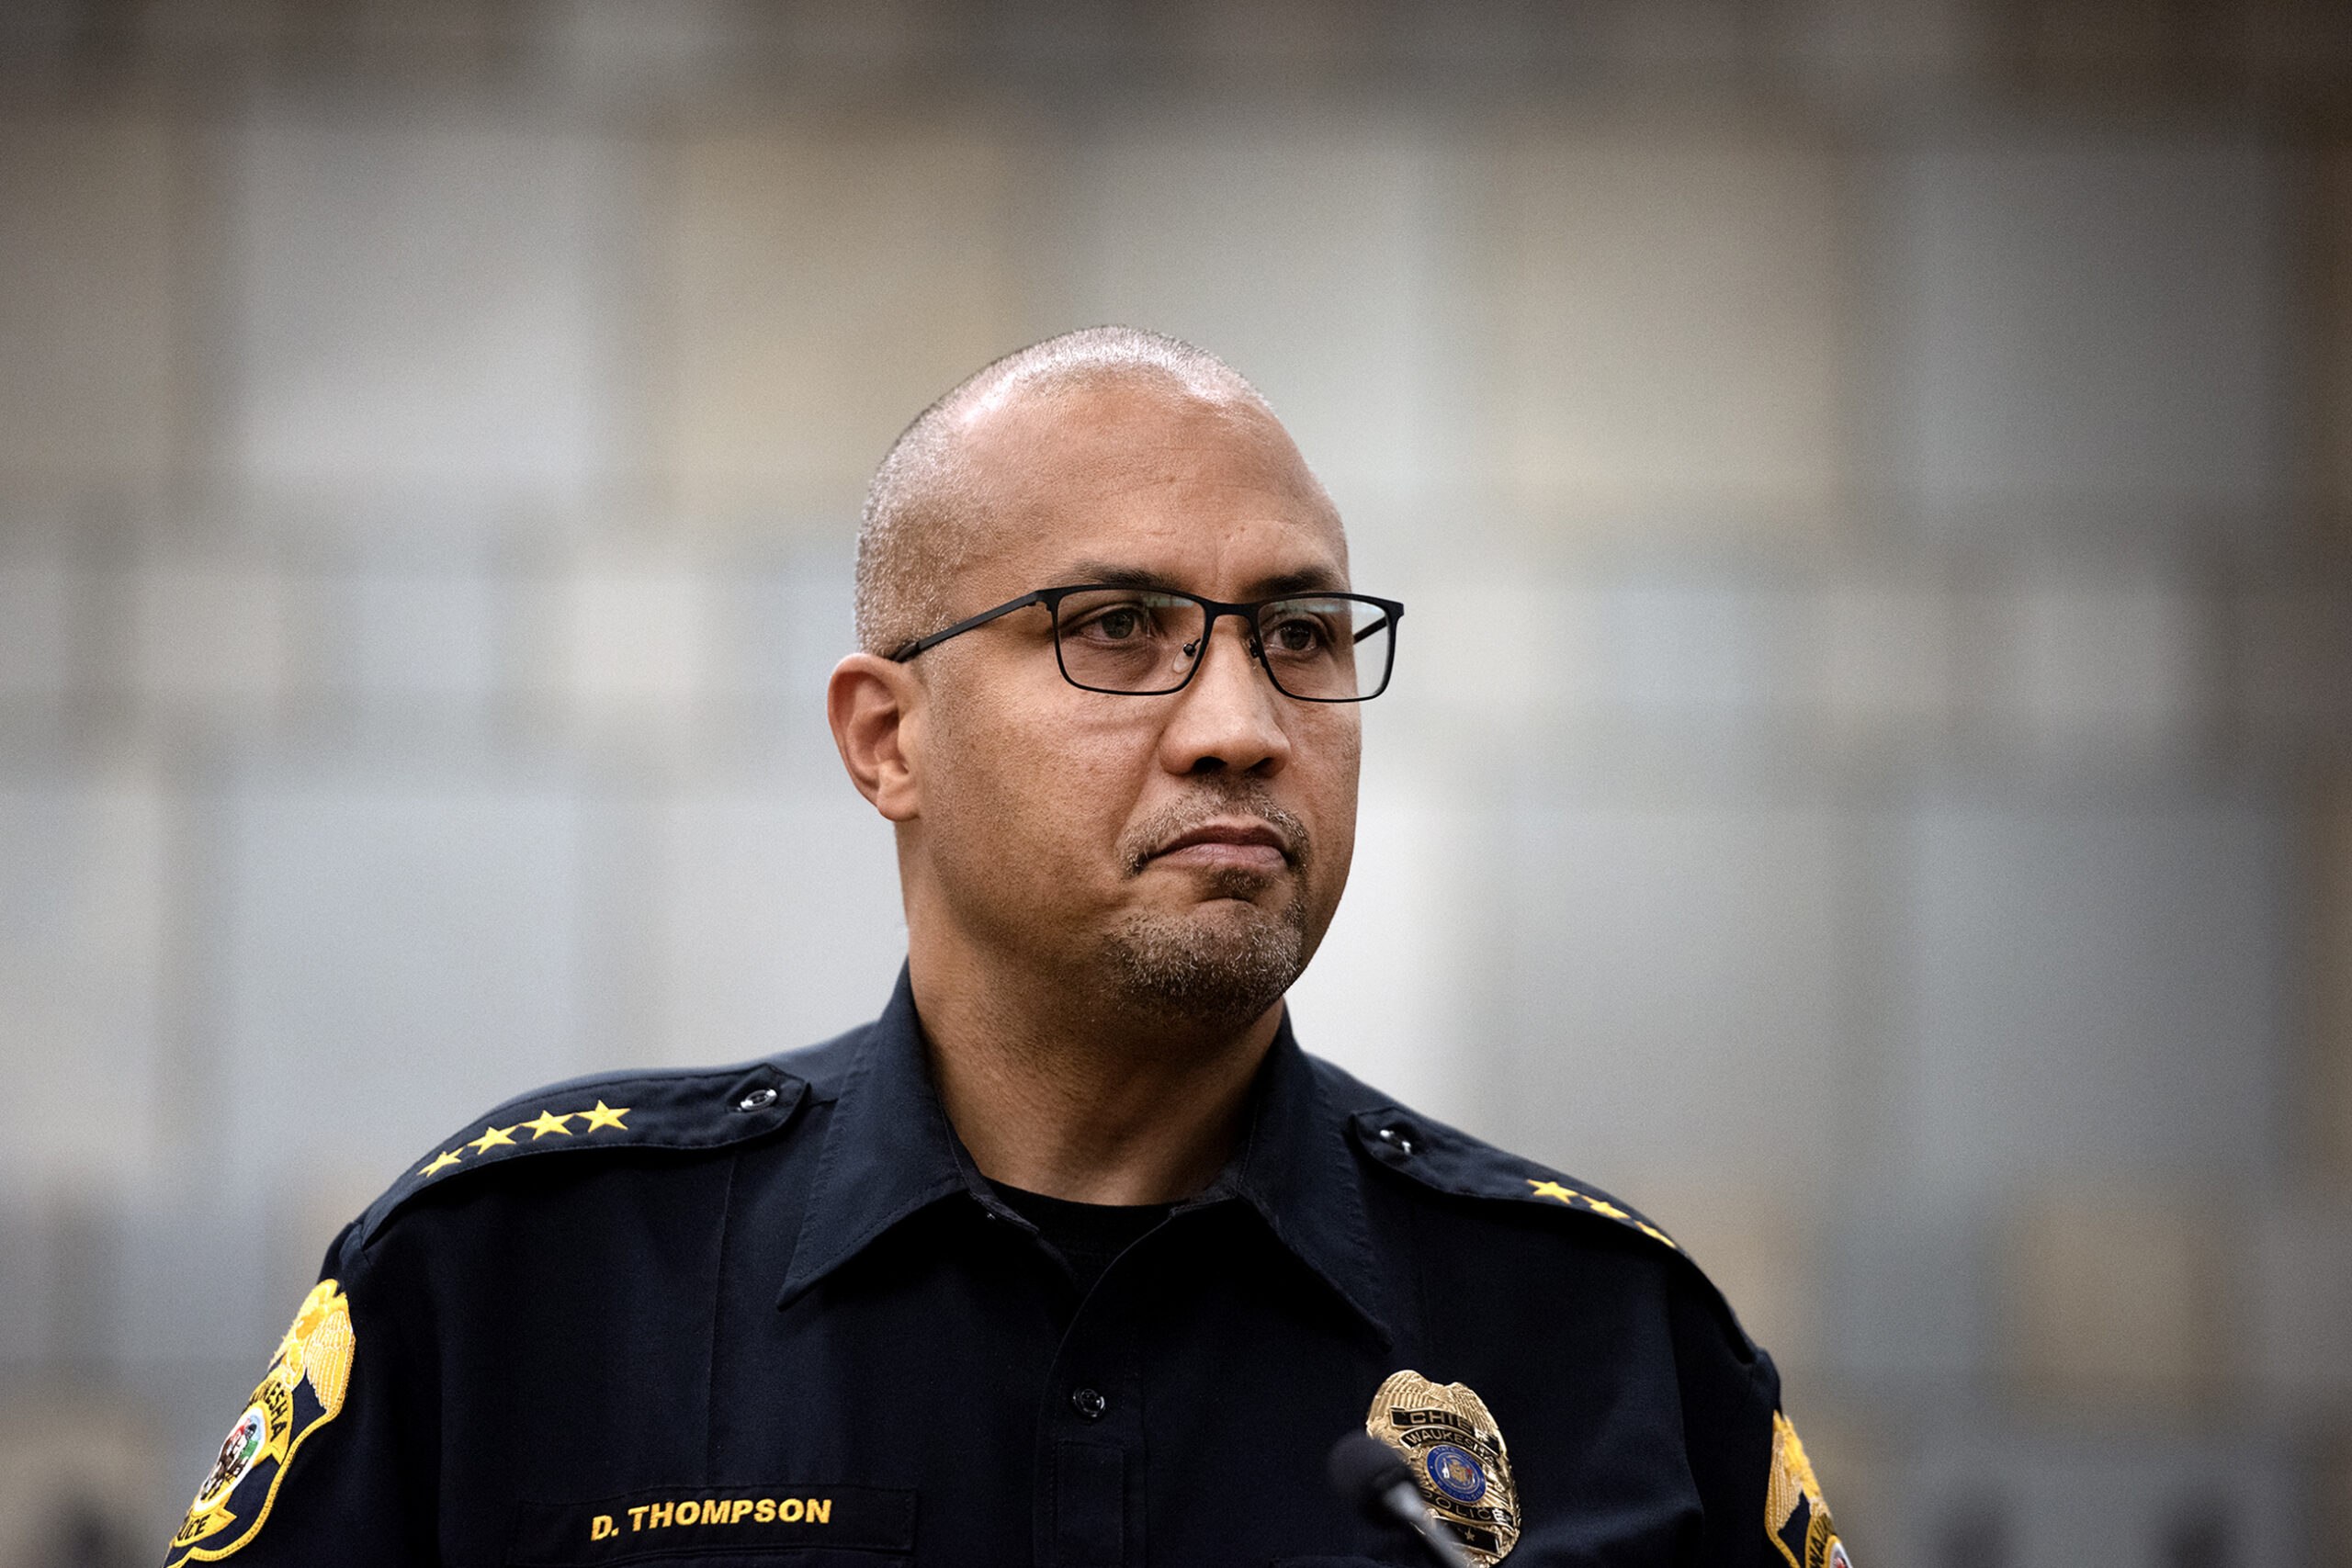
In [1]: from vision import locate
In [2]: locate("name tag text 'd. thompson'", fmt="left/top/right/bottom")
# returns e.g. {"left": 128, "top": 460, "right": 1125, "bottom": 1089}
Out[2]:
{"left": 507, "top": 1485, "right": 915, "bottom": 1564}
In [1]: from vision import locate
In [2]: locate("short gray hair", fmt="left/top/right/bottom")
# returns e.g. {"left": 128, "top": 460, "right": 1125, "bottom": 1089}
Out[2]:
{"left": 854, "top": 326, "right": 1273, "bottom": 657}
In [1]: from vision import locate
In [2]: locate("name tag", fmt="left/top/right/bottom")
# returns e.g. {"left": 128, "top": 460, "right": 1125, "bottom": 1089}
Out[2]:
{"left": 508, "top": 1485, "right": 916, "bottom": 1564}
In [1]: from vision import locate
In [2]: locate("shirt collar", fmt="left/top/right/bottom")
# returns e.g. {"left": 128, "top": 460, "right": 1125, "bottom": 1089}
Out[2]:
{"left": 777, "top": 965, "right": 1397, "bottom": 1346}
{"left": 1184, "top": 1011, "right": 1396, "bottom": 1345}
{"left": 776, "top": 967, "right": 968, "bottom": 1309}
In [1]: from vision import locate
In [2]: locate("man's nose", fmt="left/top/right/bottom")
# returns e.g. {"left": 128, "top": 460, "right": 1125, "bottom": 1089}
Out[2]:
{"left": 1158, "top": 615, "right": 1292, "bottom": 776}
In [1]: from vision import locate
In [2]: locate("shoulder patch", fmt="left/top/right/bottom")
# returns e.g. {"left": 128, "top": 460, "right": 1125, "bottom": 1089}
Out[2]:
{"left": 1347, "top": 1107, "right": 1680, "bottom": 1253}
{"left": 166, "top": 1280, "right": 354, "bottom": 1565}
{"left": 359, "top": 1061, "right": 808, "bottom": 1246}
{"left": 1769, "top": 1411, "right": 1849, "bottom": 1568}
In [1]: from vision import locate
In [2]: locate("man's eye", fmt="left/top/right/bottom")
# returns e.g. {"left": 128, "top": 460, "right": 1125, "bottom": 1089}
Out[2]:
{"left": 1265, "top": 617, "right": 1329, "bottom": 654}
{"left": 1080, "top": 606, "right": 1151, "bottom": 640}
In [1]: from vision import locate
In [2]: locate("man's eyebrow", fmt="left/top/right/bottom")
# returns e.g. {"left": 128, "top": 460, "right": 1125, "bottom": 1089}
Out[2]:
{"left": 1064, "top": 563, "right": 1182, "bottom": 592}
{"left": 1061, "top": 562, "right": 1349, "bottom": 598}
{"left": 1250, "top": 567, "right": 1348, "bottom": 597}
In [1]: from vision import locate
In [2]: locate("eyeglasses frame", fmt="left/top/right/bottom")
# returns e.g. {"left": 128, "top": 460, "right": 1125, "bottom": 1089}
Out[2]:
{"left": 887, "top": 583, "right": 1405, "bottom": 703}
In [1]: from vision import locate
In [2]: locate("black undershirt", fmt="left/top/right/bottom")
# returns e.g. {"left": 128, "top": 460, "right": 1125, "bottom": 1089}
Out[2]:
{"left": 987, "top": 1180, "right": 1173, "bottom": 1297}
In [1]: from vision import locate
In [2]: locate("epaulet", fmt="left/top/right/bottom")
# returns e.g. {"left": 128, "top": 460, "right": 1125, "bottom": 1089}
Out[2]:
{"left": 1345, "top": 1105, "right": 1682, "bottom": 1255}
{"left": 356, "top": 1058, "right": 809, "bottom": 1247}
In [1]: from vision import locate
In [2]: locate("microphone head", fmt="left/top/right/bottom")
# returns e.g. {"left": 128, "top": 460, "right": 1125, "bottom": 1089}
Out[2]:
{"left": 1328, "top": 1430, "right": 1416, "bottom": 1518}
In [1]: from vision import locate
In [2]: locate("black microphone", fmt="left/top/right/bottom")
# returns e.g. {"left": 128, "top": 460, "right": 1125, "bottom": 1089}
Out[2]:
{"left": 1327, "top": 1431, "right": 1476, "bottom": 1568}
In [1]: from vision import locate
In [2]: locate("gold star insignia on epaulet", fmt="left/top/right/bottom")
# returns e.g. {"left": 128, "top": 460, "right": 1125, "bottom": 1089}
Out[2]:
{"left": 419, "top": 1150, "right": 463, "bottom": 1178}
{"left": 1526, "top": 1178, "right": 1678, "bottom": 1249}
{"left": 578, "top": 1100, "right": 629, "bottom": 1132}
{"left": 468, "top": 1123, "right": 518, "bottom": 1154}
{"left": 522, "top": 1110, "right": 573, "bottom": 1139}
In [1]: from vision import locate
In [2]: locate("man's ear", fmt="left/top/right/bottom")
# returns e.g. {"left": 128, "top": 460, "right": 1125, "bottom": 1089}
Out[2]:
{"left": 828, "top": 653, "right": 925, "bottom": 822}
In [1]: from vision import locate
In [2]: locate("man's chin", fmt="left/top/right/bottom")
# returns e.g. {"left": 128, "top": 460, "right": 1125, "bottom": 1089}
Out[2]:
{"left": 1097, "top": 897, "right": 1307, "bottom": 1032}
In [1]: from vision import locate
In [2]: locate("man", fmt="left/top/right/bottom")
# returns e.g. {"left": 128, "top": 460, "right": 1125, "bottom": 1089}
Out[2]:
{"left": 165, "top": 327, "right": 1847, "bottom": 1567}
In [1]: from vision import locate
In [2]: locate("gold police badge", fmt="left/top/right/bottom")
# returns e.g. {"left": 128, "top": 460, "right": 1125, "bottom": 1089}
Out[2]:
{"left": 165, "top": 1280, "right": 356, "bottom": 1566}
{"left": 1768, "top": 1411, "right": 1850, "bottom": 1568}
{"left": 1365, "top": 1370, "right": 1520, "bottom": 1565}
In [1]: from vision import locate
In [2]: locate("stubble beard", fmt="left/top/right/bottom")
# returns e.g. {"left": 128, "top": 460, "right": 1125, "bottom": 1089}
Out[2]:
{"left": 1097, "top": 787, "right": 1314, "bottom": 1036}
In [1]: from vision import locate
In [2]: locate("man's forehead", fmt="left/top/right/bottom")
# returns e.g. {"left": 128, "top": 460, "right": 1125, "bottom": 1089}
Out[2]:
{"left": 954, "top": 374, "right": 1346, "bottom": 576}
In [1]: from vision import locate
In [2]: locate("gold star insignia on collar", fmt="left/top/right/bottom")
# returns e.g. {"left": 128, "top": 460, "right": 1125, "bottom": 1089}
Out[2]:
{"left": 419, "top": 1150, "right": 463, "bottom": 1178}
{"left": 577, "top": 1100, "right": 629, "bottom": 1132}
{"left": 1528, "top": 1179, "right": 1576, "bottom": 1203}
{"left": 521, "top": 1110, "right": 573, "bottom": 1139}
{"left": 468, "top": 1123, "right": 518, "bottom": 1154}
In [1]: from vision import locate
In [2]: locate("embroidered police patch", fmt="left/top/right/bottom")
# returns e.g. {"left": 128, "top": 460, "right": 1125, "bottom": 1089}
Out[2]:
{"left": 1365, "top": 1370, "right": 1520, "bottom": 1565}
{"left": 1768, "top": 1411, "right": 1849, "bottom": 1568}
{"left": 165, "top": 1280, "right": 356, "bottom": 1565}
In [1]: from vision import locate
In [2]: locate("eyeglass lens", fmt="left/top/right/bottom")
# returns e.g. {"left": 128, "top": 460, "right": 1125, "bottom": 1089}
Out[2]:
{"left": 1050, "top": 589, "right": 1394, "bottom": 700}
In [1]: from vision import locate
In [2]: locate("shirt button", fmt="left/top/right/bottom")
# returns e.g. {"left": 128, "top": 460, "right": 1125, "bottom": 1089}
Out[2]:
{"left": 1070, "top": 1387, "right": 1108, "bottom": 1421}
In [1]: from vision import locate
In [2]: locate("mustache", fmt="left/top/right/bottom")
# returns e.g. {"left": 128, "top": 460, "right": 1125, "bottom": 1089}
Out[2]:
{"left": 1121, "top": 783, "right": 1311, "bottom": 877}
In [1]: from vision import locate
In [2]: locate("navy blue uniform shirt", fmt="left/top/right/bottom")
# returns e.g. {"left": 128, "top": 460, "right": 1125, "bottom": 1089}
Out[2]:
{"left": 165, "top": 968, "right": 1846, "bottom": 1568}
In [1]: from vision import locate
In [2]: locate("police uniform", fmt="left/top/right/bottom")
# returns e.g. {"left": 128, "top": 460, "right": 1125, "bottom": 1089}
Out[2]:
{"left": 166, "top": 967, "right": 1847, "bottom": 1568}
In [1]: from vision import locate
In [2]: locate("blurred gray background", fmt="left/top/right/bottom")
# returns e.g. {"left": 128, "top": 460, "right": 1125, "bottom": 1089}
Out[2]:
{"left": 4, "top": 1, "right": 2352, "bottom": 1564}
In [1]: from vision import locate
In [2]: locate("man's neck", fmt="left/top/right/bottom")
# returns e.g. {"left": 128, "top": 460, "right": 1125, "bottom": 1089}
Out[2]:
{"left": 907, "top": 942, "right": 1283, "bottom": 1206}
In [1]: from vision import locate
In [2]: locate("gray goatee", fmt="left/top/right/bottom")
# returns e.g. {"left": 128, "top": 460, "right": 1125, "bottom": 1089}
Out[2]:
{"left": 1100, "top": 784, "right": 1313, "bottom": 1032}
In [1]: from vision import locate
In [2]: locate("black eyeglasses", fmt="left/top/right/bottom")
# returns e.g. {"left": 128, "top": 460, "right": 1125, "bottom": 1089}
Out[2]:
{"left": 889, "top": 584, "right": 1404, "bottom": 703}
